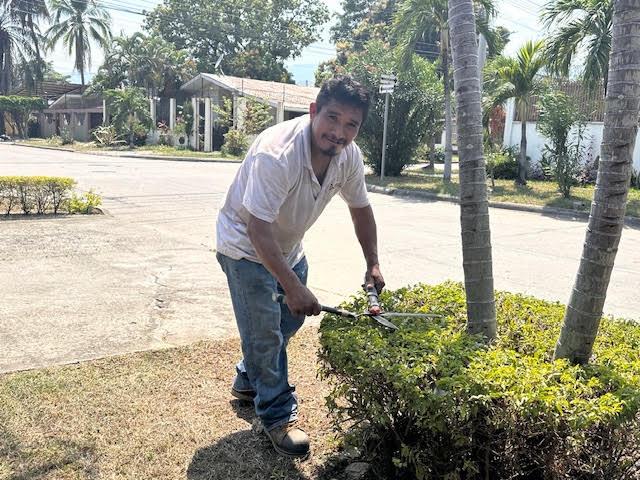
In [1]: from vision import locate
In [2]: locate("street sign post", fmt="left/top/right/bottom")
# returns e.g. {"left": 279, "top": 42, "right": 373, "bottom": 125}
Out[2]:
{"left": 379, "top": 74, "right": 396, "bottom": 181}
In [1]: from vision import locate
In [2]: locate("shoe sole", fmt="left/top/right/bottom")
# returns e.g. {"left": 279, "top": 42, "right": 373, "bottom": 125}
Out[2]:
{"left": 265, "top": 431, "right": 310, "bottom": 459}
{"left": 230, "top": 387, "right": 255, "bottom": 403}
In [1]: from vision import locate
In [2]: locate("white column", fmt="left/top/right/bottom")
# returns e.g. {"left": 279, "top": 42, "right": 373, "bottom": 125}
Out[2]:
{"left": 192, "top": 97, "right": 200, "bottom": 150}
{"left": 276, "top": 101, "right": 285, "bottom": 124}
{"left": 503, "top": 98, "right": 515, "bottom": 147}
{"left": 102, "top": 99, "right": 107, "bottom": 124}
{"left": 149, "top": 97, "right": 157, "bottom": 129}
{"left": 235, "top": 96, "right": 247, "bottom": 131}
{"left": 169, "top": 98, "right": 176, "bottom": 131}
{"left": 204, "top": 97, "right": 212, "bottom": 152}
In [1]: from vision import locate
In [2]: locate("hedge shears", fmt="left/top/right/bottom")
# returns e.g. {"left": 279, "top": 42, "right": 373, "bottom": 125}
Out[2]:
{"left": 272, "top": 285, "right": 440, "bottom": 331}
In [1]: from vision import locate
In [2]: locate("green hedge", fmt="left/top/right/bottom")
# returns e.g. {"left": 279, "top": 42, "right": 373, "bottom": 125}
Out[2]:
{"left": 0, "top": 176, "right": 99, "bottom": 215}
{"left": 319, "top": 282, "right": 640, "bottom": 479}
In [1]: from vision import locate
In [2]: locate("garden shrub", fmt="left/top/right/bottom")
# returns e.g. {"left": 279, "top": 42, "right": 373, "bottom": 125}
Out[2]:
{"left": 0, "top": 176, "right": 99, "bottom": 215}
{"left": 60, "top": 126, "right": 74, "bottom": 145}
{"left": 92, "top": 124, "right": 125, "bottom": 147}
{"left": 66, "top": 189, "right": 102, "bottom": 214}
{"left": 486, "top": 149, "right": 519, "bottom": 181}
{"left": 222, "top": 129, "right": 248, "bottom": 157}
{"left": 319, "top": 282, "right": 640, "bottom": 479}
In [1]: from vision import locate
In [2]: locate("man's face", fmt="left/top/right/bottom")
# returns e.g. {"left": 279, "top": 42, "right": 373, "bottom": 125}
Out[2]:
{"left": 309, "top": 99, "right": 364, "bottom": 157}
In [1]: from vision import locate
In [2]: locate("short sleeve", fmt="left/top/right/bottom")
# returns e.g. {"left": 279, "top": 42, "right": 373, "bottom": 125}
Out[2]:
{"left": 242, "top": 153, "right": 291, "bottom": 222}
{"left": 339, "top": 144, "right": 370, "bottom": 208}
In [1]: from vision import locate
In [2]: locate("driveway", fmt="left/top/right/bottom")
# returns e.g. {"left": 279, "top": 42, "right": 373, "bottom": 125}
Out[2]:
{"left": 1, "top": 144, "right": 639, "bottom": 373}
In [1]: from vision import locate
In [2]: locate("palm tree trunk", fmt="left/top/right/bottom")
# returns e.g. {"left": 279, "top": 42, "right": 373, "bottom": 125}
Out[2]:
{"left": 448, "top": 0, "right": 497, "bottom": 341}
{"left": 554, "top": 0, "right": 640, "bottom": 364}
{"left": 518, "top": 117, "right": 527, "bottom": 185}
{"left": 442, "top": 28, "right": 453, "bottom": 183}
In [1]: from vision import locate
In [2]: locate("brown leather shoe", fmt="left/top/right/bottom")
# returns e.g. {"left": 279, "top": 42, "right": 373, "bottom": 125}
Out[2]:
{"left": 265, "top": 423, "right": 310, "bottom": 458}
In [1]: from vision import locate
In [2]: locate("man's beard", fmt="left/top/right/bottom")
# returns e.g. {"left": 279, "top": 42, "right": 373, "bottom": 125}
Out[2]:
{"left": 319, "top": 145, "right": 339, "bottom": 156}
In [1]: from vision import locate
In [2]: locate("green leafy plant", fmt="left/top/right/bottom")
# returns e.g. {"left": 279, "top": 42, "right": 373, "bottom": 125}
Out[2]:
{"left": 221, "top": 129, "right": 248, "bottom": 157}
{"left": 537, "top": 90, "right": 587, "bottom": 198}
{"left": 343, "top": 40, "right": 444, "bottom": 176}
{"left": 0, "top": 176, "right": 76, "bottom": 215}
{"left": 60, "top": 126, "right": 74, "bottom": 145}
{"left": 104, "top": 87, "right": 152, "bottom": 147}
{"left": 66, "top": 189, "right": 102, "bottom": 214}
{"left": 319, "top": 282, "right": 640, "bottom": 479}
{"left": 92, "top": 124, "right": 125, "bottom": 147}
{"left": 486, "top": 148, "right": 519, "bottom": 186}
{"left": 0, "top": 96, "right": 47, "bottom": 138}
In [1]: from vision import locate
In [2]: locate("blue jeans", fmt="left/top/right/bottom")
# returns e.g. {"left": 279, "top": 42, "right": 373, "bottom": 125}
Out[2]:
{"left": 216, "top": 252, "right": 307, "bottom": 431}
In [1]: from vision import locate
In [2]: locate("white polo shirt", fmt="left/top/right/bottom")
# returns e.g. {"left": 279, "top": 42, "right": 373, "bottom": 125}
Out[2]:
{"left": 216, "top": 114, "right": 370, "bottom": 267}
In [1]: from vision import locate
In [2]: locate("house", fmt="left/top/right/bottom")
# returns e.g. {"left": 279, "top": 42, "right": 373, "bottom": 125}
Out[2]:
{"left": 160, "top": 73, "right": 320, "bottom": 151}
{"left": 42, "top": 92, "right": 104, "bottom": 142}
{"left": 8, "top": 80, "right": 105, "bottom": 142}
{"left": 502, "top": 80, "right": 640, "bottom": 170}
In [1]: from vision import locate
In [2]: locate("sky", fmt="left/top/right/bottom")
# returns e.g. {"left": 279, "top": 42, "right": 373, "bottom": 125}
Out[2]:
{"left": 46, "top": 0, "right": 544, "bottom": 86}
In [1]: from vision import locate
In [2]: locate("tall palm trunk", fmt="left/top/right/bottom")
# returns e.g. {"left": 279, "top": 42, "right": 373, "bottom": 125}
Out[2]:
{"left": 442, "top": 27, "right": 453, "bottom": 183}
{"left": 554, "top": 0, "right": 640, "bottom": 364}
{"left": 448, "top": 0, "right": 496, "bottom": 340}
{"left": 518, "top": 114, "right": 527, "bottom": 185}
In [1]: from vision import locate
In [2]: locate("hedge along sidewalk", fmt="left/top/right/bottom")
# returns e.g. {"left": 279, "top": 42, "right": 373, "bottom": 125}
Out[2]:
{"left": 0, "top": 176, "right": 102, "bottom": 215}
{"left": 366, "top": 172, "right": 640, "bottom": 228}
{"left": 8, "top": 141, "right": 243, "bottom": 164}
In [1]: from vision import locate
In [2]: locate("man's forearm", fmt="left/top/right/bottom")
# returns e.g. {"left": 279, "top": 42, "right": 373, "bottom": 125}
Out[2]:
{"left": 247, "top": 215, "right": 302, "bottom": 292}
{"left": 349, "top": 205, "right": 379, "bottom": 267}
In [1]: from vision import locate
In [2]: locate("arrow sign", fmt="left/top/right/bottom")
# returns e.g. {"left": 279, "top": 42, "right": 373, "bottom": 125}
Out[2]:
{"left": 379, "top": 85, "right": 395, "bottom": 94}
{"left": 380, "top": 74, "right": 397, "bottom": 82}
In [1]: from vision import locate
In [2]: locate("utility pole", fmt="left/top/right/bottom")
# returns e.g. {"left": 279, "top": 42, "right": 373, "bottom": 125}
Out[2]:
{"left": 379, "top": 74, "right": 397, "bottom": 181}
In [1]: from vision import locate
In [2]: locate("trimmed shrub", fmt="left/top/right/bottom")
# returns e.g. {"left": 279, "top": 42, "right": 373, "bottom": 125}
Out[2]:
{"left": 319, "top": 282, "right": 640, "bottom": 480}
{"left": 0, "top": 176, "right": 94, "bottom": 215}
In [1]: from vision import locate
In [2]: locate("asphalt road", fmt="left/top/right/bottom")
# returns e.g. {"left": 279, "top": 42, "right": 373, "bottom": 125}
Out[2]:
{"left": 1, "top": 144, "right": 639, "bottom": 373}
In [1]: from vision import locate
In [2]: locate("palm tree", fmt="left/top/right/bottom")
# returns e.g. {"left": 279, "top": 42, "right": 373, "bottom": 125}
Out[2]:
{"left": 542, "top": 0, "right": 612, "bottom": 93}
{"left": 0, "top": 0, "right": 48, "bottom": 95}
{"left": 45, "top": 0, "right": 111, "bottom": 89}
{"left": 393, "top": 0, "right": 496, "bottom": 183}
{"left": 554, "top": 0, "right": 640, "bottom": 364}
{"left": 447, "top": 0, "right": 496, "bottom": 340}
{"left": 484, "top": 40, "right": 546, "bottom": 185}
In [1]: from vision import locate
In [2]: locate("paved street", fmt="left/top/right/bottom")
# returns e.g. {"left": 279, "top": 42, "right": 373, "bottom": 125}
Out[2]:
{"left": 1, "top": 143, "right": 639, "bottom": 373}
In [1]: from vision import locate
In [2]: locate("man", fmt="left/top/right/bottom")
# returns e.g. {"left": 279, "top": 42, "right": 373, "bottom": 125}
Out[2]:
{"left": 216, "top": 75, "right": 384, "bottom": 458}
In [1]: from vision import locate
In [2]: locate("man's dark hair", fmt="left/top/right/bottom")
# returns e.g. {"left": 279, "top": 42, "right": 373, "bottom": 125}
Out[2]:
{"left": 316, "top": 75, "right": 370, "bottom": 122}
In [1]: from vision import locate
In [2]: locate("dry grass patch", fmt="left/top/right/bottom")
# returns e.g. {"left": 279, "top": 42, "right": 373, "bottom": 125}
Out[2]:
{"left": 0, "top": 327, "right": 343, "bottom": 480}
{"left": 367, "top": 170, "right": 640, "bottom": 218}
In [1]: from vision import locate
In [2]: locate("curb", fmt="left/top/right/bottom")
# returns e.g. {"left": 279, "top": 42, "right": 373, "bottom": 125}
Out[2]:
{"left": 7, "top": 142, "right": 75, "bottom": 153}
{"left": 366, "top": 184, "right": 640, "bottom": 228}
{"left": 7, "top": 142, "right": 241, "bottom": 164}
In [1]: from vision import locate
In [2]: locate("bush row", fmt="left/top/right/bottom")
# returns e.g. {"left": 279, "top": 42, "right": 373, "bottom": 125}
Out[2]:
{"left": 319, "top": 282, "right": 640, "bottom": 479}
{"left": 0, "top": 176, "right": 102, "bottom": 215}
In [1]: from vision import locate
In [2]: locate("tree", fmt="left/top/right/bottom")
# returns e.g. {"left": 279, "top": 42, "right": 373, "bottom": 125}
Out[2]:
{"left": 0, "top": 95, "right": 45, "bottom": 137}
{"left": 554, "top": 0, "right": 640, "bottom": 364}
{"left": 45, "top": 0, "right": 111, "bottom": 89}
{"left": 344, "top": 40, "right": 444, "bottom": 176}
{"left": 536, "top": 90, "right": 586, "bottom": 198}
{"left": 392, "top": 0, "right": 498, "bottom": 183}
{"left": 0, "top": 0, "right": 49, "bottom": 90}
{"left": 543, "top": 0, "right": 612, "bottom": 92}
{"left": 104, "top": 87, "right": 151, "bottom": 147}
{"left": 145, "top": 0, "right": 329, "bottom": 82}
{"left": 484, "top": 40, "right": 547, "bottom": 185}
{"left": 447, "top": 0, "right": 496, "bottom": 340}
{"left": 88, "top": 32, "right": 196, "bottom": 97}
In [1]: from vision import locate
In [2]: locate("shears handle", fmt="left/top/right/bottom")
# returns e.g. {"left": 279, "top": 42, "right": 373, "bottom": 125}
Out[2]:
{"left": 364, "top": 284, "right": 382, "bottom": 314}
{"left": 272, "top": 293, "right": 356, "bottom": 318}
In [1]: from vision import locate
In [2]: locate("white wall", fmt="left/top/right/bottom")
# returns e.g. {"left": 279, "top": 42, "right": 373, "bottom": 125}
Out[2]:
{"left": 503, "top": 99, "right": 640, "bottom": 171}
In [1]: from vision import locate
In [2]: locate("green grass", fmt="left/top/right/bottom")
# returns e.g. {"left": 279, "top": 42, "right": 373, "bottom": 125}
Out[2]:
{"left": 14, "top": 139, "right": 242, "bottom": 162}
{"left": 367, "top": 169, "right": 640, "bottom": 218}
